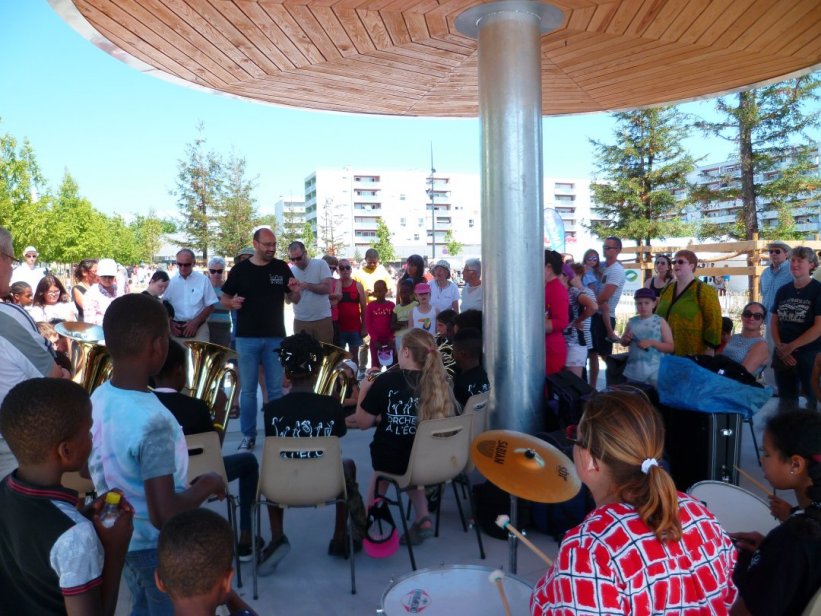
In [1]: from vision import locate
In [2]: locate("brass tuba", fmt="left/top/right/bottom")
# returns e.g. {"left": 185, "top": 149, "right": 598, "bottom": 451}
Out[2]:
{"left": 183, "top": 340, "right": 238, "bottom": 432}
{"left": 55, "top": 322, "right": 112, "bottom": 393}
{"left": 314, "top": 342, "right": 352, "bottom": 403}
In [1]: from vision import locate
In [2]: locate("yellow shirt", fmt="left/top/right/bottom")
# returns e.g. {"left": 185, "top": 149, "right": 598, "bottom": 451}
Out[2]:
{"left": 353, "top": 265, "right": 393, "bottom": 303}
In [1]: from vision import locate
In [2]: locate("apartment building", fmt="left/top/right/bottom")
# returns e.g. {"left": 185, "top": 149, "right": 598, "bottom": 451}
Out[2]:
{"left": 273, "top": 196, "right": 307, "bottom": 231}
{"left": 302, "top": 168, "right": 600, "bottom": 261}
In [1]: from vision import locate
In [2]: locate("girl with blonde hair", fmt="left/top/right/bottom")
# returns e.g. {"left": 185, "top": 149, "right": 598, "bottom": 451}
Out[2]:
{"left": 531, "top": 390, "right": 737, "bottom": 615}
{"left": 356, "top": 328, "right": 456, "bottom": 545}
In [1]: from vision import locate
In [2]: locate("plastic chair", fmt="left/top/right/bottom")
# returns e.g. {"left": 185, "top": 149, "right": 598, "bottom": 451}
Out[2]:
{"left": 448, "top": 392, "right": 490, "bottom": 531}
{"left": 251, "top": 436, "right": 355, "bottom": 598}
{"left": 803, "top": 585, "right": 821, "bottom": 616}
{"left": 375, "top": 414, "right": 485, "bottom": 570}
{"left": 185, "top": 431, "right": 242, "bottom": 588}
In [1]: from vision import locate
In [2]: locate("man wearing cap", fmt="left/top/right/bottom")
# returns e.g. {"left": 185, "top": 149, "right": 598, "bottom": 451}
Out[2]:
{"left": 164, "top": 248, "right": 218, "bottom": 343}
{"left": 0, "top": 228, "right": 69, "bottom": 476}
{"left": 83, "top": 258, "right": 123, "bottom": 325}
{"left": 430, "top": 260, "right": 460, "bottom": 314}
{"left": 460, "top": 258, "right": 483, "bottom": 312}
{"left": 287, "top": 241, "right": 334, "bottom": 344}
{"left": 10, "top": 245, "right": 45, "bottom": 290}
{"left": 760, "top": 241, "right": 793, "bottom": 389}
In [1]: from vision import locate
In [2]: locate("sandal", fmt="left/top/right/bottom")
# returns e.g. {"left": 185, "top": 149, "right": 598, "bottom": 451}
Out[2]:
{"left": 400, "top": 515, "right": 434, "bottom": 546}
{"left": 228, "top": 405, "right": 240, "bottom": 420}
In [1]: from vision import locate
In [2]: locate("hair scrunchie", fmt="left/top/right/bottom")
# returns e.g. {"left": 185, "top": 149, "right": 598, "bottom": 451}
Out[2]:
{"left": 641, "top": 458, "right": 658, "bottom": 475}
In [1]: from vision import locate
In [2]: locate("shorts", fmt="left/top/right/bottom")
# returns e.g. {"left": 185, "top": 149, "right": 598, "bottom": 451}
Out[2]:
{"left": 591, "top": 313, "right": 616, "bottom": 357}
{"left": 565, "top": 343, "right": 588, "bottom": 368}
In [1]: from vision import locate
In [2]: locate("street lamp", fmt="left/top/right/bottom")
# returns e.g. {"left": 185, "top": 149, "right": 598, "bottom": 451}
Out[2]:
{"left": 426, "top": 146, "right": 436, "bottom": 260}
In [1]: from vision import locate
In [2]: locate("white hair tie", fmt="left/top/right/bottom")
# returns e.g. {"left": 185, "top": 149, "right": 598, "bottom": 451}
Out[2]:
{"left": 641, "top": 458, "right": 658, "bottom": 475}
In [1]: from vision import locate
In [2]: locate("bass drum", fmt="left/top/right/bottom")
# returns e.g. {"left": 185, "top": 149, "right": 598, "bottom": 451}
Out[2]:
{"left": 688, "top": 480, "right": 779, "bottom": 534}
{"left": 377, "top": 565, "right": 532, "bottom": 615}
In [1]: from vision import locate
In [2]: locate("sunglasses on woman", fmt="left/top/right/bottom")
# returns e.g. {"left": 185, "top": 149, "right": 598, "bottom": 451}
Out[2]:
{"left": 741, "top": 310, "right": 765, "bottom": 321}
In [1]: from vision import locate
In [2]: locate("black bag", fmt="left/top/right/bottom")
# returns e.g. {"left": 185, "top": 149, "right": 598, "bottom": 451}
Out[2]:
{"left": 530, "top": 431, "right": 595, "bottom": 542}
{"left": 472, "top": 480, "right": 514, "bottom": 540}
{"left": 604, "top": 352, "right": 630, "bottom": 386}
{"left": 545, "top": 370, "right": 595, "bottom": 430}
{"left": 688, "top": 354, "right": 761, "bottom": 388}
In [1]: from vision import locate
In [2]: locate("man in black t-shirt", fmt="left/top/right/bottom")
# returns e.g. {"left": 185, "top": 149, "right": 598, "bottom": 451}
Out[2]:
{"left": 221, "top": 227, "right": 302, "bottom": 451}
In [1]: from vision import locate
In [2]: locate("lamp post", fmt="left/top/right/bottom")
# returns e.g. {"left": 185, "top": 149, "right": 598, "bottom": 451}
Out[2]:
{"left": 426, "top": 146, "right": 436, "bottom": 260}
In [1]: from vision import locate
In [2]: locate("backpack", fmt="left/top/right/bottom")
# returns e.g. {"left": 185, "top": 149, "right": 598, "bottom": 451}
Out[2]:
{"left": 544, "top": 370, "right": 595, "bottom": 430}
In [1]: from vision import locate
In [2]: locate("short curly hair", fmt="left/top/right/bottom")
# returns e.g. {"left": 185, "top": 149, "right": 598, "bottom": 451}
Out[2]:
{"left": 103, "top": 293, "right": 169, "bottom": 360}
{"left": 0, "top": 378, "right": 90, "bottom": 465}
{"left": 157, "top": 509, "right": 234, "bottom": 599}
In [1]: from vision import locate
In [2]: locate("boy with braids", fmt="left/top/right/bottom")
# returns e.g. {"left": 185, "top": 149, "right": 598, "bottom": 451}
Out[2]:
{"left": 260, "top": 332, "right": 362, "bottom": 574}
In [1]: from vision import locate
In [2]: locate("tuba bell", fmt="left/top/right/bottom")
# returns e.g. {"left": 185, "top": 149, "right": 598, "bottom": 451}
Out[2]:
{"left": 54, "top": 321, "right": 112, "bottom": 393}
{"left": 314, "top": 342, "right": 352, "bottom": 403}
{"left": 183, "top": 340, "right": 238, "bottom": 432}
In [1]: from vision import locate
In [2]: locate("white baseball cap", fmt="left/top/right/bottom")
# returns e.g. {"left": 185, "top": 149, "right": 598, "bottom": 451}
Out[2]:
{"left": 23, "top": 246, "right": 37, "bottom": 256}
{"left": 97, "top": 258, "right": 118, "bottom": 277}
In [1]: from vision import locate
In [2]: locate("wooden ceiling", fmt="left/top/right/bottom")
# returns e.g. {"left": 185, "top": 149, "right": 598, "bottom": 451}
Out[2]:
{"left": 57, "top": 0, "right": 821, "bottom": 116}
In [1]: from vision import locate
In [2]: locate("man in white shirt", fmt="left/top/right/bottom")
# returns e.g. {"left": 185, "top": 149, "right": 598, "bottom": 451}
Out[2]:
{"left": 163, "top": 249, "right": 217, "bottom": 343}
{"left": 10, "top": 245, "right": 45, "bottom": 291}
{"left": 460, "top": 258, "right": 483, "bottom": 312}
{"left": 287, "top": 241, "right": 334, "bottom": 344}
{"left": 592, "top": 236, "right": 626, "bottom": 359}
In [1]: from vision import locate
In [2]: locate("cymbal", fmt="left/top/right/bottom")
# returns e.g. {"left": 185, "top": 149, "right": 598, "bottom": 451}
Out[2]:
{"left": 471, "top": 430, "right": 581, "bottom": 503}
{"left": 55, "top": 321, "right": 105, "bottom": 343}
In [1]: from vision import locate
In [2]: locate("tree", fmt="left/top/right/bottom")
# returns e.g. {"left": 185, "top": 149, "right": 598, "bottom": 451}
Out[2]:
{"left": 589, "top": 107, "right": 697, "bottom": 247}
{"left": 130, "top": 210, "right": 165, "bottom": 263}
{"left": 213, "top": 153, "right": 259, "bottom": 258}
{"left": 694, "top": 76, "right": 821, "bottom": 241}
{"left": 277, "top": 204, "right": 302, "bottom": 253}
{"left": 317, "top": 197, "right": 346, "bottom": 256}
{"left": 300, "top": 221, "right": 317, "bottom": 257}
{"left": 46, "top": 172, "right": 105, "bottom": 263}
{"left": 0, "top": 126, "right": 48, "bottom": 253}
{"left": 173, "top": 124, "right": 222, "bottom": 261}
{"left": 444, "top": 230, "right": 463, "bottom": 257}
{"left": 372, "top": 218, "right": 396, "bottom": 262}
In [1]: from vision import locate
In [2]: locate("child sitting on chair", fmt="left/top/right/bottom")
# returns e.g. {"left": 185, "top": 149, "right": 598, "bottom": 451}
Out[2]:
{"left": 156, "top": 508, "right": 256, "bottom": 616}
{"left": 261, "top": 333, "right": 363, "bottom": 570}
{"left": 0, "top": 378, "right": 134, "bottom": 616}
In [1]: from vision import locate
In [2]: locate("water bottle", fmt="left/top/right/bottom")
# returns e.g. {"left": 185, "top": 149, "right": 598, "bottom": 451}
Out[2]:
{"left": 100, "top": 492, "right": 122, "bottom": 528}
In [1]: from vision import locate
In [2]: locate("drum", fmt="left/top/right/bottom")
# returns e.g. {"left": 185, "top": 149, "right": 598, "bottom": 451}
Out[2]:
{"left": 688, "top": 480, "right": 779, "bottom": 534}
{"left": 378, "top": 565, "right": 532, "bottom": 615}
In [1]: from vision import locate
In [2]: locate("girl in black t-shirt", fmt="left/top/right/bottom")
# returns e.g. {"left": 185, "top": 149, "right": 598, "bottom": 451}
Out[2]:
{"left": 731, "top": 411, "right": 821, "bottom": 616}
{"left": 356, "top": 328, "right": 456, "bottom": 545}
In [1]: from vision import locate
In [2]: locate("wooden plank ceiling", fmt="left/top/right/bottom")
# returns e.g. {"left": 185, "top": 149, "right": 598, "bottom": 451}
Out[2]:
{"left": 61, "top": 0, "right": 821, "bottom": 116}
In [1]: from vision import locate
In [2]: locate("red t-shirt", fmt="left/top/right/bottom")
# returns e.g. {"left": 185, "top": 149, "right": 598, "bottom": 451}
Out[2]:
{"left": 365, "top": 300, "right": 395, "bottom": 343}
{"left": 545, "top": 277, "right": 569, "bottom": 375}
{"left": 338, "top": 280, "right": 362, "bottom": 333}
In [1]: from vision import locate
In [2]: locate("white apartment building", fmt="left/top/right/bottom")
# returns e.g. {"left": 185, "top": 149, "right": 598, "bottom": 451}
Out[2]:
{"left": 302, "top": 168, "right": 600, "bottom": 262}
{"left": 680, "top": 144, "right": 820, "bottom": 235}
{"left": 273, "top": 196, "right": 307, "bottom": 229}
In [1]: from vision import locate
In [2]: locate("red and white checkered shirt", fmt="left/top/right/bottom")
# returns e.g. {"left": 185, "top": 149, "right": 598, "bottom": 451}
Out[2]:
{"left": 531, "top": 494, "right": 737, "bottom": 615}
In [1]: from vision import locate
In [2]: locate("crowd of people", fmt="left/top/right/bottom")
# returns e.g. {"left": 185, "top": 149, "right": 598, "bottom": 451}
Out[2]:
{"left": 2, "top": 221, "right": 820, "bottom": 615}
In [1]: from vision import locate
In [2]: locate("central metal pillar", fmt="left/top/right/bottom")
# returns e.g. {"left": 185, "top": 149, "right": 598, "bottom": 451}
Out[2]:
{"left": 457, "top": 2, "right": 563, "bottom": 434}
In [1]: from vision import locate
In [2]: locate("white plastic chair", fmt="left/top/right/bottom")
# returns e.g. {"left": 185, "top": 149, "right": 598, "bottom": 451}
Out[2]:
{"left": 185, "top": 431, "right": 242, "bottom": 587}
{"left": 375, "top": 414, "right": 485, "bottom": 570}
{"left": 803, "top": 585, "right": 821, "bottom": 616}
{"left": 251, "top": 436, "right": 355, "bottom": 598}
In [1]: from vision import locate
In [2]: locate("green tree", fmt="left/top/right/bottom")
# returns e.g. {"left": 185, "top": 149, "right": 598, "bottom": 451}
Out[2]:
{"left": 213, "top": 153, "right": 258, "bottom": 258}
{"left": 173, "top": 124, "right": 222, "bottom": 261}
{"left": 0, "top": 127, "right": 48, "bottom": 254}
{"left": 130, "top": 210, "right": 165, "bottom": 263}
{"left": 589, "top": 107, "right": 697, "bottom": 248}
{"left": 694, "top": 76, "right": 821, "bottom": 241}
{"left": 278, "top": 204, "right": 302, "bottom": 253}
{"left": 46, "top": 172, "right": 104, "bottom": 263}
{"left": 300, "top": 220, "right": 317, "bottom": 257}
{"left": 372, "top": 218, "right": 396, "bottom": 262}
{"left": 443, "top": 230, "right": 463, "bottom": 257}
{"left": 317, "top": 197, "right": 346, "bottom": 256}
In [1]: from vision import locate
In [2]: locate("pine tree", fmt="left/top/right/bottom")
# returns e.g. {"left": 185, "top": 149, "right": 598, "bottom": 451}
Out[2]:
{"left": 694, "top": 76, "right": 821, "bottom": 241}
{"left": 213, "top": 153, "right": 259, "bottom": 258}
{"left": 589, "top": 107, "right": 697, "bottom": 247}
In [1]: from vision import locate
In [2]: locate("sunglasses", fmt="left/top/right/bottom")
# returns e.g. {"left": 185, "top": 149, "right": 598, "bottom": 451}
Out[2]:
{"left": 603, "top": 245, "right": 618, "bottom": 251}
{"left": 339, "top": 266, "right": 352, "bottom": 271}
{"left": 565, "top": 424, "right": 585, "bottom": 448}
{"left": 742, "top": 310, "right": 765, "bottom": 321}
{"left": 585, "top": 256, "right": 598, "bottom": 261}
{"left": 768, "top": 249, "right": 782, "bottom": 254}
{"left": 674, "top": 259, "right": 690, "bottom": 266}
{"left": 176, "top": 262, "right": 193, "bottom": 267}
{"left": 24, "top": 254, "right": 37, "bottom": 259}
{"left": 208, "top": 269, "right": 224, "bottom": 274}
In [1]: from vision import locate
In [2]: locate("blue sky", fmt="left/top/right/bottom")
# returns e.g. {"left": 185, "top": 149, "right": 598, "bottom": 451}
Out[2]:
{"left": 1, "top": 1, "right": 805, "bottom": 220}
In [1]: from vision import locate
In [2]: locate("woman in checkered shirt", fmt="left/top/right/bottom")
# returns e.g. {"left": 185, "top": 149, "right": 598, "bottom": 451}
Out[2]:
{"left": 531, "top": 390, "right": 738, "bottom": 615}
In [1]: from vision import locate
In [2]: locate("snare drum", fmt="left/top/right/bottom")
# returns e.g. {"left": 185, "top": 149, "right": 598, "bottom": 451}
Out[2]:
{"left": 378, "top": 565, "right": 532, "bottom": 615}
{"left": 688, "top": 480, "right": 778, "bottom": 534}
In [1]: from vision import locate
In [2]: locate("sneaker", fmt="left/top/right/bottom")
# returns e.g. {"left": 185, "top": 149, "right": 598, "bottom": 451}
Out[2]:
{"left": 237, "top": 537, "right": 264, "bottom": 563}
{"left": 257, "top": 535, "right": 290, "bottom": 577}
{"left": 237, "top": 436, "right": 255, "bottom": 451}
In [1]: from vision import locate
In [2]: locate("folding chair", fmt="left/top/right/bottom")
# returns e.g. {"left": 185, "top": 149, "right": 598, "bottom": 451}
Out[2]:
{"left": 451, "top": 392, "right": 490, "bottom": 531}
{"left": 251, "top": 436, "right": 355, "bottom": 598}
{"left": 375, "top": 414, "right": 485, "bottom": 571}
{"left": 186, "top": 431, "right": 243, "bottom": 587}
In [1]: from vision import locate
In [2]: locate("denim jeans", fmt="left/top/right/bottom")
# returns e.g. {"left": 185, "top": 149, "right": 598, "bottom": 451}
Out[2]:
{"left": 124, "top": 549, "right": 173, "bottom": 616}
{"left": 235, "top": 336, "right": 283, "bottom": 437}
{"left": 338, "top": 331, "right": 362, "bottom": 358}
{"left": 223, "top": 452, "right": 259, "bottom": 532}
{"left": 773, "top": 348, "right": 818, "bottom": 412}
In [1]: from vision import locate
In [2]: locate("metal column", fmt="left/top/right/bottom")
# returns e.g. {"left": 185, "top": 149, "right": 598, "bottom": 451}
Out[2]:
{"left": 457, "top": 2, "right": 564, "bottom": 434}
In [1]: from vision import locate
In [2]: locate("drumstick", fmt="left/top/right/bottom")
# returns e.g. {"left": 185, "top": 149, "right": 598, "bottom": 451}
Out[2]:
{"left": 734, "top": 466, "right": 773, "bottom": 496}
{"left": 495, "top": 515, "right": 553, "bottom": 567}
{"left": 488, "top": 569, "right": 512, "bottom": 616}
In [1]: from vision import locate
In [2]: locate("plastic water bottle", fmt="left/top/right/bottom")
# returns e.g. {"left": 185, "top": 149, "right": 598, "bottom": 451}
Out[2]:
{"left": 100, "top": 492, "right": 121, "bottom": 528}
